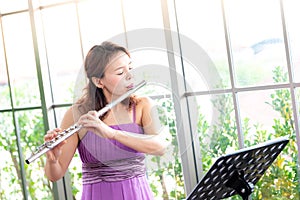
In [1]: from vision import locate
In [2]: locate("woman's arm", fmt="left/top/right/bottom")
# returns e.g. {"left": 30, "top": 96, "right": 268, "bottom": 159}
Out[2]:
{"left": 44, "top": 107, "right": 79, "bottom": 182}
{"left": 114, "top": 97, "right": 168, "bottom": 155}
{"left": 78, "top": 97, "right": 169, "bottom": 156}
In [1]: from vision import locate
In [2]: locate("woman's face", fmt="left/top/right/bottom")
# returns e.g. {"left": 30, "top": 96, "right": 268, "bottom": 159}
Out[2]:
{"left": 101, "top": 51, "right": 134, "bottom": 97}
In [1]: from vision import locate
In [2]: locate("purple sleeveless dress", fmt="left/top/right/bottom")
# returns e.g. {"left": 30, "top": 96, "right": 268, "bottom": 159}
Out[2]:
{"left": 77, "top": 105, "right": 154, "bottom": 200}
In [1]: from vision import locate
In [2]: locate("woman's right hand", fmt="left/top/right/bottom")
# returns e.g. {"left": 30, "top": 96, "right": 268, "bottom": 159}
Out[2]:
{"left": 44, "top": 128, "right": 67, "bottom": 164}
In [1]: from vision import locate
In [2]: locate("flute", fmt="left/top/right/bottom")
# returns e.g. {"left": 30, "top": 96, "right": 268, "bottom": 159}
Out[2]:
{"left": 25, "top": 80, "right": 147, "bottom": 164}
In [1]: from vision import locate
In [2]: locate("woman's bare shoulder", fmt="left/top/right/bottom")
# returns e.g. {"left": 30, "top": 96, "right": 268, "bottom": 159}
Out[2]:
{"left": 135, "top": 96, "right": 157, "bottom": 117}
{"left": 136, "top": 96, "right": 154, "bottom": 107}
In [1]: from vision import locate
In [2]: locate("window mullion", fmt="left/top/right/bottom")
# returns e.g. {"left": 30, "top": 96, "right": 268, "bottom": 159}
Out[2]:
{"left": 221, "top": 0, "right": 244, "bottom": 149}
{"left": 279, "top": 0, "right": 300, "bottom": 185}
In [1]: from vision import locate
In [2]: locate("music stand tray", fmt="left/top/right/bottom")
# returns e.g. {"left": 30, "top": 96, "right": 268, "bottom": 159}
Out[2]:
{"left": 186, "top": 136, "right": 289, "bottom": 200}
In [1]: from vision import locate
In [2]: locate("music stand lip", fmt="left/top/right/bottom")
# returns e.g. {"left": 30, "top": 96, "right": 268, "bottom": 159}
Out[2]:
{"left": 186, "top": 136, "right": 289, "bottom": 200}
{"left": 225, "top": 136, "right": 289, "bottom": 156}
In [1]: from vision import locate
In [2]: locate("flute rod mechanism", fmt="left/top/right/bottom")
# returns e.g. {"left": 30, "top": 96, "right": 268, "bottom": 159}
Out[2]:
{"left": 25, "top": 80, "right": 146, "bottom": 164}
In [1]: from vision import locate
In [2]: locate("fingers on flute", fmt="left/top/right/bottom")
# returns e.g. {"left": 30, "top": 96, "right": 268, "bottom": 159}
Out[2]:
{"left": 78, "top": 115, "right": 87, "bottom": 123}
{"left": 88, "top": 111, "right": 97, "bottom": 116}
{"left": 44, "top": 128, "right": 63, "bottom": 141}
{"left": 54, "top": 127, "right": 62, "bottom": 132}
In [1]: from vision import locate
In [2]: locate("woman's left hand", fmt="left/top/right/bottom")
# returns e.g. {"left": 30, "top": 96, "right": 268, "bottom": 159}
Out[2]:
{"left": 77, "top": 111, "right": 116, "bottom": 139}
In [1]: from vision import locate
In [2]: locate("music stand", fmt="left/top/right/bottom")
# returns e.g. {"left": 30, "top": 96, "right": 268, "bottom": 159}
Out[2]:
{"left": 186, "top": 136, "right": 289, "bottom": 200}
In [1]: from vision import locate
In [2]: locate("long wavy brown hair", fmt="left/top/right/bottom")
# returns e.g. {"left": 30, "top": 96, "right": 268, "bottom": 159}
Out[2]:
{"left": 75, "top": 41, "right": 138, "bottom": 119}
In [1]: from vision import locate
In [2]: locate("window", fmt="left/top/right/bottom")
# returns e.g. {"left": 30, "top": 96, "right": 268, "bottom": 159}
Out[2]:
{"left": 0, "top": 0, "right": 299, "bottom": 199}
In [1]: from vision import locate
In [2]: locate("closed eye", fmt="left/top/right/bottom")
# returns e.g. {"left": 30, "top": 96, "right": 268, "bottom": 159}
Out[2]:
{"left": 115, "top": 61, "right": 132, "bottom": 75}
{"left": 117, "top": 70, "right": 124, "bottom": 75}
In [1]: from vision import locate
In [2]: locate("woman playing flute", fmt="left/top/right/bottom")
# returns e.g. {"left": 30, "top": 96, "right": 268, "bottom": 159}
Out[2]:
{"left": 44, "top": 41, "right": 167, "bottom": 200}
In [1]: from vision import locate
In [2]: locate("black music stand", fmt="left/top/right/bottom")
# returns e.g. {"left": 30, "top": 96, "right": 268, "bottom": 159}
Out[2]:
{"left": 186, "top": 136, "right": 289, "bottom": 200}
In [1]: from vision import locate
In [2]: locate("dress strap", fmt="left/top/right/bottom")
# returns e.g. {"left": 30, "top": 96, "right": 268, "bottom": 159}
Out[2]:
{"left": 132, "top": 103, "right": 136, "bottom": 123}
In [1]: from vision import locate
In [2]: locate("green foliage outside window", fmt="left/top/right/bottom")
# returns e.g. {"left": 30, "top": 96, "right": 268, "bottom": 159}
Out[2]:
{"left": 0, "top": 84, "right": 52, "bottom": 200}
{"left": 198, "top": 66, "right": 300, "bottom": 199}
{"left": 147, "top": 97, "right": 185, "bottom": 200}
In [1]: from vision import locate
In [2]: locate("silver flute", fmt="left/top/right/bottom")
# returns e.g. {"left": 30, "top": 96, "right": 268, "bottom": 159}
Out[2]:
{"left": 25, "top": 80, "right": 146, "bottom": 164}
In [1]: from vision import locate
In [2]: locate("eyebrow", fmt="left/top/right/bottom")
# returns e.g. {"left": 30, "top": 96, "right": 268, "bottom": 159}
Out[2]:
{"left": 114, "top": 61, "right": 132, "bottom": 71}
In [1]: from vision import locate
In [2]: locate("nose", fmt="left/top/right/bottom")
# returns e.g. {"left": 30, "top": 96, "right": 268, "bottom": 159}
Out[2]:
{"left": 125, "top": 70, "right": 133, "bottom": 80}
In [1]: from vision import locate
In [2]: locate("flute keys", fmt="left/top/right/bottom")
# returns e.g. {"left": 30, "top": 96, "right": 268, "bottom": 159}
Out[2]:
{"left": 58, "top": 132, "right": 65, "bottom": 136}
{"left": 36, "top": 143, "right": 47, "bottom": 152}
{"left": 46, "top": 140, "right": 55, "bottom": 148}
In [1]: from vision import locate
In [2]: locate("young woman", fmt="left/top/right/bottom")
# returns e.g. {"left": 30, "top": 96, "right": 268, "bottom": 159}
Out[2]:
{"left": 44, "top": 41, "right": 167, "bottom": 199}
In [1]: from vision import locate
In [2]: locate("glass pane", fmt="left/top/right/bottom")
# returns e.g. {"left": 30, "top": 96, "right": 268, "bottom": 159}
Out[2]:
{"left": 195, "top": 93, "right": 239, "bottom": 173}
{"left": 78, "top": 0, "right": 125, "bottom": 54}
{"left": 239, "top": 90, "right": 283, "bottom": 146}
{"left": 0, "top": 69, "right": 11, "bottom": 110}
{"left": 149, "top": 94, "right": 185, "bottom": 199}
{"left": 175, "top": 0, "right": 230, "bottom": 89}
{"left": 18, "top": 109, "right": 53, "bottom": 199}
{"left": 225, "top": 0, "right": 288, "bottom": 87}
{"left": 174, "top": 48, "right": 223, "bottom": 92}
{"left": 69, "top": 151, "right": 83, "bottom": 199}
{"left": 0, "top": 0, "right": 28, "bottom": 14}
{"left": 0, "top": 112, "right": 23, "bottom": 198}
{"left": 33, "top": 9, "right": 53, "bottom": 107}
{"left": 53, "top": 107, "right": 69, "bottom": 127}
{"left": 38, "top": 0, "right": 73, "bottom": 6}
{"left": 122, "top": 0, "right": 164, "bottom": 30}
{"left": 1, "top": 13, "right": 41, "bottom": 108}
{"left": 129, "top": 50, "right": 170, "bottom": 86}
{"left": 0, "top": 25, "right": 11, "bottom": 110}
{"left": 297, "top": 88, "right": 300, "bottom": 114}
{"left": 41, "top": 4, "right": 83, "bottom": 104}
{"left": 283, "top": 0, "right": 300, "bottom": 82}
{"left": 239, "top": 89, "right": 300, "bottom": 199}
{"left": 238, "top": 66, "right": 291, "bottom": 144}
